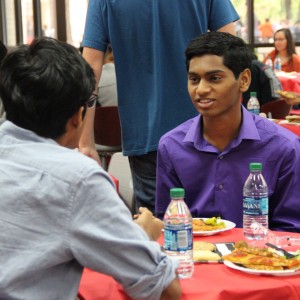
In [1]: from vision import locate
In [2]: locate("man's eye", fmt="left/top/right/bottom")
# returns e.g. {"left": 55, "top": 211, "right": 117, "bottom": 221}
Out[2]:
{"left": 188, "top": 76, "right": 199, "bottom": 83}
{"left": 210, "top": 76, "right": 221, "bottom": 82}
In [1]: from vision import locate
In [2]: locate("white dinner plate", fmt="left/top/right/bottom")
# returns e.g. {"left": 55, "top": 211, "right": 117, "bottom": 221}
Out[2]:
{"left": 193, "top": 218, "right": 236, "bottom": 236}
{"left": 223, "top": 260, "right": 300, "bottom": 277}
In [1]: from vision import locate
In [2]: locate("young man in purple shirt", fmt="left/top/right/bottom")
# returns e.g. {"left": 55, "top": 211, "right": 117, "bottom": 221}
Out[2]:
{"left": 155, "top": 32, "right": 300, "bottom": 232}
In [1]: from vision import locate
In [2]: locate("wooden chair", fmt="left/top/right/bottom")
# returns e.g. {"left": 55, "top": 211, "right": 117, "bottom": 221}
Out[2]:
{"left": 94, "top": 106, "right": 122, "bottom": 170}
{"left": 260, "top": 99, "right": 291, "bottom": 119}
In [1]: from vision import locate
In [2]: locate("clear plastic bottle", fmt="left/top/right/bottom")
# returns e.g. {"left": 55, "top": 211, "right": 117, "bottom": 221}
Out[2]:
{"left": 274, "top": 56, "right": 282, "bottom": 73}
{"left": 163, "top": 188, "right": 194, "bottom": 279}
{"left": 265, "top": 57, "right": 273, "bottom": 69}
{"left": 243, "top": 163, "right": 269, "bottom": 240}
{"left": 246, "top": 92, "right": 260, "bottom": 115}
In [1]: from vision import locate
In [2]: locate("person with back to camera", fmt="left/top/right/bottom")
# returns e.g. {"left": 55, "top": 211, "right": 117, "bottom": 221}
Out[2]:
{"left": 155, "top": 32, "right": 300, "bottom": 232}
{"left": 0, "top": 37, "right": 181, "bottom": 300}
{"left": 80, "top": 0, "right": 240, "bottom": 213}
{"left": 263, "top": 28, "right": 300, "bottom": 72}
{"left": 242, "top": 52, "right": 282, "bottom": 107}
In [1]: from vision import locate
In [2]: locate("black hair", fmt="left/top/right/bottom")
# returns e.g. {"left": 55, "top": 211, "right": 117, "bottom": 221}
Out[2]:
{"left": 185, "top": 32, "right": 252, "bottom": 79}
{"left": 0, "top": 37, "right": 95, "bottom": 139}
{"left": 0, "top": 40, "right": 7, "bottom": 62}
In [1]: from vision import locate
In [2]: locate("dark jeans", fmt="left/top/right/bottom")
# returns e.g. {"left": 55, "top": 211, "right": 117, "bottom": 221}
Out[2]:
{"left": 128, "top": 151, "right": 157, "bottom": 214}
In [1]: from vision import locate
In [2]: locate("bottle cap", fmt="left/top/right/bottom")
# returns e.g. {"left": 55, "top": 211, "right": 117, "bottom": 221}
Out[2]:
{"left": 249, "top": 162, "right": 262, "bottom": 171}
{"left": 170, "top": 188, "right": 185, "bottom": 198}
{"left": 250, "top": 92, "right": 257, "bottom": 97}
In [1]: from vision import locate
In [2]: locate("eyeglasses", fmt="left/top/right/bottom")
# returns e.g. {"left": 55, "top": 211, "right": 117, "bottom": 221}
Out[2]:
{"left": 85, "top": 93, "right": 98, "bottom": 108}
{"left": 274, "top": 38, "right": 286, "bottom": 42}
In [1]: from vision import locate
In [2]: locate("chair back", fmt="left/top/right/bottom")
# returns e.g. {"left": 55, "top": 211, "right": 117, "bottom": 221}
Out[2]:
{"left": 260, "top": 99, "right": 291, "bottom": 119}
{"left": 108, "top": 152, "right": 135, "bottom": 213}
{"left": 94, "top": 106, "right": 121, "bottom": 147}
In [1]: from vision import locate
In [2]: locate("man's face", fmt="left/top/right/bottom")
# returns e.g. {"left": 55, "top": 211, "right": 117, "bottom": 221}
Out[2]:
{"left": 187, "top": 55, "right": 248, "bottom": 119}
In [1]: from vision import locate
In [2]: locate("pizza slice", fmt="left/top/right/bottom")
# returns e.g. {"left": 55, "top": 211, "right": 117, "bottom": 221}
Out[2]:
{"left": 222, "top": 249, "right": 300, "bottom": 269}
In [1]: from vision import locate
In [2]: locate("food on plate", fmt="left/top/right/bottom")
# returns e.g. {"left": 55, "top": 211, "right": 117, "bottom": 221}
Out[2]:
{"left": 276, "top": 90, "right": 300, "bottom": 99}
{"left": 285, "top": 115, "right": 300, "bottom": 123}
{"left": 194, "top": 250, "right": 221, "bottom": 261}
{"left": 222, "top": 241, "right": 300, "bottom": 271}
{"left": 193, "top": 217, "right": 225, "bottom": 231}
{"left": 234, "top": 240, "right": 277, "bottom": 257}
{"left": 193, "top": 242, "right": 217, "bottom": 251}
{"left": 194, "top": 241, "right": 216, "bottom": 251}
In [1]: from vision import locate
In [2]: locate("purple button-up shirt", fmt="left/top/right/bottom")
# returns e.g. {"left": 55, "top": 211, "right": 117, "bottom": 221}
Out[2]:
{"left": 156, "top": 106, "right": 300, "bottom": 232}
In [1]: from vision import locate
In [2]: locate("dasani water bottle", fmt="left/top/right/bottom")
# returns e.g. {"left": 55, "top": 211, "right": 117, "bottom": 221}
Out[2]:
{"left": 243, "top": 163, "right": 269, "bottom": 240}
{"left": 163, "top": 188, "right": 194, "bottom": 278}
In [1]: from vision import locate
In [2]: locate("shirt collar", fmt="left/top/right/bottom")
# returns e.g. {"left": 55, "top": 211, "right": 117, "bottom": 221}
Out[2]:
{"left": 0, "top": 120, "right": 58, "bottom": 145}
{"left": 183, "top": 105, "right": 261, "bottom": 151}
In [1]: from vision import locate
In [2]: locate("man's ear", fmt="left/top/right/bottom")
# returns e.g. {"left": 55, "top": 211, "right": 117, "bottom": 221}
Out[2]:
{"left": 239, "top": 68, "right": 251, "bottom": 92}
{"left": 71, "top": 107, "right": 84, "bottom": 128}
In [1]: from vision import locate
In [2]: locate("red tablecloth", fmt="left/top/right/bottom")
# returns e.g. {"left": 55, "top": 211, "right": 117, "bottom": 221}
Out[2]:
{"left": 278, "top": 72, "right": 300, "bottom": 93}
{"left": 278, "top": 122, "right": 300, "bottom": 137}
{"left": 78, "top": 228, "right": 300, "bottom": 300}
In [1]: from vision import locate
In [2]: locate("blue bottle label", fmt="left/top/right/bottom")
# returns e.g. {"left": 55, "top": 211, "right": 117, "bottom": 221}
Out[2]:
{"left": 164, "top": 223, "right": 193, "bottom": 251}
{"left": 243, "top": 197, "right": 268, "bottom": 215}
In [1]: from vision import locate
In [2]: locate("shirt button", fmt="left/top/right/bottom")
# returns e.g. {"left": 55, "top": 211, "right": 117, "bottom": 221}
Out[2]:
{"left": 219, "top": 155, "right": 224, "bottom": 160}
{"left": 218, "top": 184, "right": 223, "bottom": 190}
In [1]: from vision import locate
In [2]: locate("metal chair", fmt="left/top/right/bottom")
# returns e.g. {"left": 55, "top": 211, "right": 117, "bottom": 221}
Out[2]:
{"left": 260, "top": 99, "right": 292, "bottom": 119}
{"left": 94, "top": 106, "right": 122, "bottom": 170}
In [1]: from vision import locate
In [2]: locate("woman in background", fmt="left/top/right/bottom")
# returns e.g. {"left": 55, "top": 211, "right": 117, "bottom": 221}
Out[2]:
{"left": 263, "top": 28, "right": 300, "bottom": 72}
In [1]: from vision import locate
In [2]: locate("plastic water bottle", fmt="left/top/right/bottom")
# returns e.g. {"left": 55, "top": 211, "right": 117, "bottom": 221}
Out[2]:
{"left": 243, "top": 163, "right": 269, "bottom": 240}
{"left": 274, "top": 56, "right": 282, "bottom": 72}
{"left": 163, "top": 188, "right": 194, "bottom": 279}
{"left": 246, "top": 92, "right": 260, "bottom": 115}
{"left": 265, "top": 57, "right": 273, "bottom": 69}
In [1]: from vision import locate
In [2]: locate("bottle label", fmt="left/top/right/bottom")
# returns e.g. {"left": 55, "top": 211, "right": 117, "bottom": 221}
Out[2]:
{"left": 164, "top": 223, "right": 193, "bottom": 251}
{"left": 243, "top": 197, "right": 268, "bottom": 215}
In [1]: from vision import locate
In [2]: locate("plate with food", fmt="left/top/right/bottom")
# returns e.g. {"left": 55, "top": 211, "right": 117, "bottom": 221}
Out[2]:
{"left": 276, "top": 90, "right": 300, "bottom": 99}
{"left": 222, "top": 241, "right": 300, "bottom": 276}
{"left": 193, "top": 241, "right": 234, "bottom": 263}
{"left": 192, "top": 217, "right": 236, "bottom": 236}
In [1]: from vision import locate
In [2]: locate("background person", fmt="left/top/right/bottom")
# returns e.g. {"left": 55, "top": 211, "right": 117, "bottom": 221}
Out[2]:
{"left": 81, "top": 0, "right": 239, "bottom": 213}
{"left": 155, "top": 32, "right": 300, "bottom": 232}
{"left": 242, "top": 53, "right": 282, "bottom": 107}
{"left": 259, "top": 18, "right": 274, "bottom": 42}
{"left": 263, "top": 28, "right": 300, "bottom": 73}
{"left": 0, "top": 37, "right": 181, "bottom": 300}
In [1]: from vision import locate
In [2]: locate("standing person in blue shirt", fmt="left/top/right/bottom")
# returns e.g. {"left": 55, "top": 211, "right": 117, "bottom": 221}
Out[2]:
{"left": 155, "top": 32, "right": 300, "bottom": 232}
{"left": 81, "top": 0, "right": 240, "bottom": 213}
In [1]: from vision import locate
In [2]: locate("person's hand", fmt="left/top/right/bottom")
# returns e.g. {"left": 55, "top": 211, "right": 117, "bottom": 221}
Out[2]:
{"left": 134, "top": 207, "right": 163, "bottom": 241}
{"left": 278, "top": 91, "right": 300, "bottom": 105}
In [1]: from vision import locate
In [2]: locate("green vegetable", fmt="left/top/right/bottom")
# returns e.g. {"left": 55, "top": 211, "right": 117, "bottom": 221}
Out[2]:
{"left": 204, "top": 217, "right": 225, "bottom": 227}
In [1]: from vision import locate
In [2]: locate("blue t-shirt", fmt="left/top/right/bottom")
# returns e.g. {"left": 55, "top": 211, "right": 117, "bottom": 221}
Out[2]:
{"left": 83, "top": 0, "right": 239, "bottom": 155}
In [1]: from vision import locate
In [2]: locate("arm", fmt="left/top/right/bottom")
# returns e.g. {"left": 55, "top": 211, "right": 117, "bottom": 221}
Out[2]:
{"left": 79, "top": 47, "right": 105, "bottom": 164}
{"left": 160, "top": 277, "right": 181, "bottom": 300}
{"left": 217, "top": 22, "right": 237, "bottom": 35}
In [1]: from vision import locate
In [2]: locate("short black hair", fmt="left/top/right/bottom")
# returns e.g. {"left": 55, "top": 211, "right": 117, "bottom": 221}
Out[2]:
{"left": 0, "top": 37, "right": 95, "bottom": 139}
{"left": 0, "top": 40, "right": 7, "bottom": 62}
{"left": 185, "top": 32, "right": 252, "bottom": 79}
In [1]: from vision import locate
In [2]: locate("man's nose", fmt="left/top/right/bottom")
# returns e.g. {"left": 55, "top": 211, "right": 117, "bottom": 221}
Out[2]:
{"left": 195, "top": 80, "right": 210, "bottom": 94}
